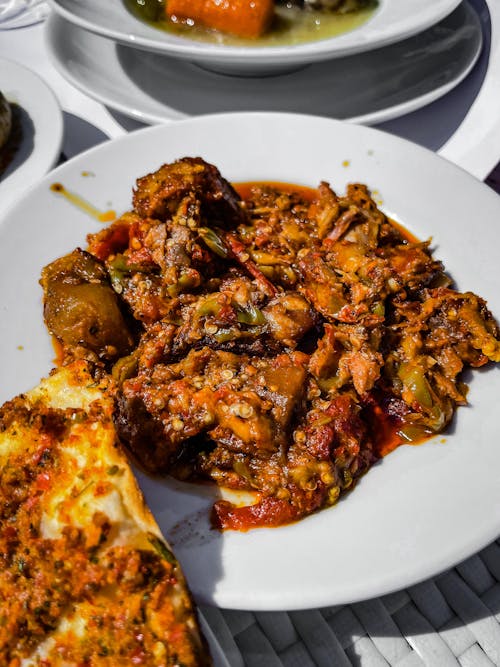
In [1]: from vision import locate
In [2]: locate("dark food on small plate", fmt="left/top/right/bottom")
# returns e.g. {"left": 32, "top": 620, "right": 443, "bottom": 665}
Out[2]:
{"left": 41, "top": 157, "right": 500, "bottom": 531}
{"left": 125, "top": 0, "right": 377, "bottom": 42}
{"left": 0, "top": 90, "right": 13, "bottom": 178}
{"left": 0, "top": 91, "right": 11, "bottom": 152}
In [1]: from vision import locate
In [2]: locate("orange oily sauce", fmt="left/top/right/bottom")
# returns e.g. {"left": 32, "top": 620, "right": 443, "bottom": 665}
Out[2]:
{"left": 50, "top": 183, "right": 116, "bottom": 223}
{"left": 48, "top": 177, "right": 429, "bottom": 502}
{"left": 235, "top": 181, "right": 427, "bottom": 462}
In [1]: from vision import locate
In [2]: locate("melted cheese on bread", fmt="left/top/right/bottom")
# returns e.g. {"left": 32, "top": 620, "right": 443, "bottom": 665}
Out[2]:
{"left": 0, "top": 361, "right": 211, "bottom": 666}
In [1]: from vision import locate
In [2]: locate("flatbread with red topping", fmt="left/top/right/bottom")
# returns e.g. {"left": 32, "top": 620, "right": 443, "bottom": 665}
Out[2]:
{"left": 0, "top": 361, "right": 211, "bottom": 666}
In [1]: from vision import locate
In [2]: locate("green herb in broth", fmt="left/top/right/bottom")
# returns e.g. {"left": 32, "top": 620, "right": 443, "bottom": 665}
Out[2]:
{"left": 124, "top": 0, "right": 378, "bottom": 47}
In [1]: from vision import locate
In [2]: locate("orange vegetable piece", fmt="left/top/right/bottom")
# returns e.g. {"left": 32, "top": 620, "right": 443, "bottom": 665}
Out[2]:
{"left": 166, "top": 0, "right": 274, "bottom": 39}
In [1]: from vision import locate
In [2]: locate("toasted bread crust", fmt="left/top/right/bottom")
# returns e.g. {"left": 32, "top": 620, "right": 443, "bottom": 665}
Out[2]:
{"left": 0, "top": 361, "right": 211, "bottom": 666}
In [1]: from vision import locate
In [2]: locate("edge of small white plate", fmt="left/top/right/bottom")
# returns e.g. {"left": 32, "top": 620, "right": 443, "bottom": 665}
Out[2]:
{"left": 0, "top": 58, "right": 63, "bottom": 211}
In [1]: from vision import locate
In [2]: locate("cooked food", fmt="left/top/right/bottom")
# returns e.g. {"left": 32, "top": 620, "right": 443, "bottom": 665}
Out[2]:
{"left": 41, "top": 157, "right": 500, "bottom": 531}
{"left": 285, "top": 0, "right": 374, "bottom": 11}
{"left": 0, "top": 92, "right": 23, "bottom": 179}
{"left": 0, "top": 361, "right": 211, "bottom": 665}
{"left": 167, "top": 0, "right": 274, "bottom": 39}
{"left": 0, "top": 91, "right": 12, "bottom": 152}
{"left": 125, "top": 0, "right": 377, "bottom": 43}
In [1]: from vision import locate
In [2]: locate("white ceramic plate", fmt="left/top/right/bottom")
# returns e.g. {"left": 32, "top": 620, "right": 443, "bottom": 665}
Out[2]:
{"left": 46, "top": 3, "right": 482, "bottom": 127}
{"left": 47, "top": 0, "right": 462, "bottom": 75}
{"left": 1, "top": 112, "right": 499, "bottom": 611}
{"left": 0, "top": 58, "right": 63, "bottom": 212}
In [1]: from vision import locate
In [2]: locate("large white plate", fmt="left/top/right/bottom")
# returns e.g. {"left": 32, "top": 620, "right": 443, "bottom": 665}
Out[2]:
{"left": 0, "top": 58, "right": 63, "bottom": 212}
{"left": 45, "top": 3, "right": 482, "bottom": 127}
{"left": 1, "top": 112, "right": 500, "bottom": 611}
{"left": 47, "top": 0, "right": 462, "bottom": 75}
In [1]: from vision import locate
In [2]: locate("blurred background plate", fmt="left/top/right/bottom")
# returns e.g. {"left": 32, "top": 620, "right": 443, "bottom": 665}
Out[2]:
{"left": 46, "top": 2, "right": 482, "bottom": 127}
{"left": 47, "top": 0, "right": 462, "bottom": 76}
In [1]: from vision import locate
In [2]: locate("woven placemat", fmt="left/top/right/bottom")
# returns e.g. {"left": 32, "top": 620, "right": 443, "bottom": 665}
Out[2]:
{"left": 201, "top": 536, "right": 500, "bottom": 665}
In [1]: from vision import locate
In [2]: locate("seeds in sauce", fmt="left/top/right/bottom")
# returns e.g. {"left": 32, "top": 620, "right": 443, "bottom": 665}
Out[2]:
{"left": 40, "top": 158, "right": 500, "bottom": 531}
{"left": 124, "top": 0, "right": 378, "bottom": 47}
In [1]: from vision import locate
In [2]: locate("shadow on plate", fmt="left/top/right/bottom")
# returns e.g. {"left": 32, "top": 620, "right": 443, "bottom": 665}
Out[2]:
{"left": 107, "top": 109, "right": 149, "bottom": 133}
{"left": 114, "top": 1, "right": 482, "bottom": 127}
{"left": 133, "top": 467, "right": 225, "bottom": 609}
{"left": 60, "top": 112, "right": 110, "bottom": 160}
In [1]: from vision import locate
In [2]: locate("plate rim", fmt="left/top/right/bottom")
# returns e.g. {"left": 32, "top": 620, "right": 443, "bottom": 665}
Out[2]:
{"left": 46, "top": 0, "right": 463, "bottom": 63}
{"left": 44, "top": 6, "right": 482, "bottom": 128}
{"left": 0, "top": 57, "right": 63, "bottom": 212}
{"left": 1, "top": 111, "right": 500, "bottom": 610}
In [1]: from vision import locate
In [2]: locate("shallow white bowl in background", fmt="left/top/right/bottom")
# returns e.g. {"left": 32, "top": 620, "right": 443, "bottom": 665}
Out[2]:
{"left": 0, "top": 58, "right": 63, "bottom": 211}
{"left": 45, "top": 3, "right": 482, "bottom": 126}
{"left": 47, "top": 0, "right": 462, "bottom": 75}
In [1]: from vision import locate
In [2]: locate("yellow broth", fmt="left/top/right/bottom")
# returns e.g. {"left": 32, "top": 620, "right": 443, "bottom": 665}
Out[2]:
{"left": 124, "top": 0, "right": 378, "bottom": 47}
